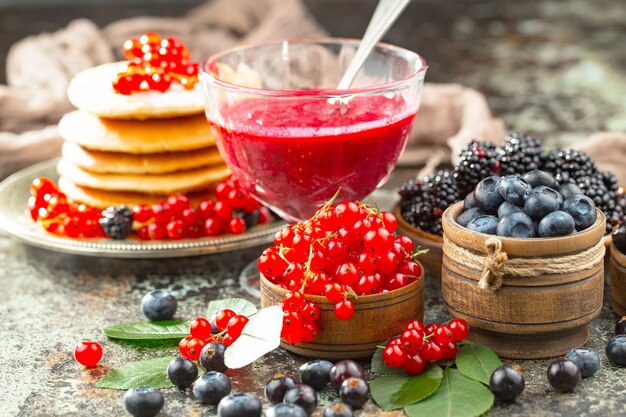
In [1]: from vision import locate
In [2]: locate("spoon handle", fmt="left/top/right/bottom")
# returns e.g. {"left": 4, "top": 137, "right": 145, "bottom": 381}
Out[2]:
{"left": 336, "top": 0, "right": 412, "bottom": 90}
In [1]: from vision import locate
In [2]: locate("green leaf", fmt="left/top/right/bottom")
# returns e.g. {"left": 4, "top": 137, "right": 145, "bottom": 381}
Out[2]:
{"left": 107, "top": 337, "right": 181, "bottom": 349}
{"left": 207, "top": 298, "right": 257, "bottom": 318}
{"left": 404, "top": 368, "right": 494, "bottom": 417}
{"left": 455, "top": 343, "right": 502, "bottom": 385}
{"left": 371, "top": 347, "right": 405, "bottom": 375}
{"left": 371, "top": 366, "right": 443, "bottom": 410}
{"left": 96, "top": 357, "right": 175, "bottom": 390}
{"left": 102, "top": 320, "right": 189, "bottom": 340}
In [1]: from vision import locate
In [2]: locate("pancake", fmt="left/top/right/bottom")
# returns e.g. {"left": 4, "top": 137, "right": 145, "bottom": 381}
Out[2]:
{"left": 58, "top": 177, "right": 216, "bottom": 209}
{"left": 57, "top": 159, "right": 230, "bottom": 195}
{"left": 58, "top": 111, "right": 216, "bottom": 154}
{"left": 62, "top": 142, "right": 224, "bottom": 175}
{"left": 67, "top": 62, "right": 205, "bottom": 119}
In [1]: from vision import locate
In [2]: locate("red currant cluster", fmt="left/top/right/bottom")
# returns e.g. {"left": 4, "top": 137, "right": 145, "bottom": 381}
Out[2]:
{"left": 114, "top": 32, "right": 199, "bottom": 95}
{"left": 28, "top": 177, "right": 105, "bottom": 238}
{"left": 278, "top": 291, "right": 321, "bottom": 344}
{"left": 179, "top": 310, "right": 249, "bottom": 361}
{"left": 134, "top": 177, "right": 271, "bottom": 240}
{"left": 382, "top": 318, "right": 469, "bottom": 375}
{"left": 258, "top": 198, "right": 423, "bottom": 344}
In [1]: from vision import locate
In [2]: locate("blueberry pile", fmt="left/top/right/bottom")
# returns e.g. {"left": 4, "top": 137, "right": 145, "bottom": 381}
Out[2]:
{"left": 458, "top": 170, "right": 597, "bottom": 238}
{"left": 399, "top": 132, "right": 626, "bottom": 236}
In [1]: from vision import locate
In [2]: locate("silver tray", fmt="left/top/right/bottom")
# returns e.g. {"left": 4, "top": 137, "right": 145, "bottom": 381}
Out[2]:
{"left": 0, "top": 159, "right": 286, "bottom": 258}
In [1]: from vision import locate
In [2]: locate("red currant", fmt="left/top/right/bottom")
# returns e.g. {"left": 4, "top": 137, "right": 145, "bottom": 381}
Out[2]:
{"left": 403, "top": 352, "right": 425, "bottom": 375}
{"left": 223, "top": 334, "right": 236, "bottom": 347}
{"left": 31, "top": 177, "right": 57, "bottom": 197}
{"left": 424, "top": 323, "right": 438, "bottom": 336}
{"left": 377, "top": 251, "right": 398, "bottom": 275}
{"left": 433, "top": 325, "right": 454, "bottom": 345}
{"left": 186, "top": 338, "right": 206, "bottom": 360}
{"left": 198, "top": 199, "right": 215, "bottom": 219}
{"left": 448, "top": 318, "right": 470, "bottom": 342}
{"left": 74, "top": 341, "right": 103, "bottom": 368}
{"left": 380, "top": 211, "right": 398, "bottom": 233}
{"left": 258, "top": 248, "right": 287, "bottom": 278}
{"left": 395, "top": 235, "right": 414, "bottom": 254}
{"left": 226, "top": 315, "right": 249, "bottom": 338}
{"left": 152, "top": 203, "right": 172, "bottom": 224}
{"left": 282, "top": 311, "right": 303, "bottom": 344}
{"left": 147, "top": 223, "right": 166, "bottom": 240}
{"left": 300, "top": 302, "right": 320, "bottom": 322}
{"left": 213, "top": 201, "right": 233, "bottom": 221}
{"left": 334, "top": 300, "right": 354, "bottom": 321}
{"left": 398, "top": 261, "right": 422, "bottom": 278}
{"left": 440, "top": 341, "right": 458, "bottom": 359}
{"left": 324, "top": 283, "right": 344, "bottom": 303}
{"left": 132, "top": 204, "right": 153, "bottom": 222}
{"left": 400, "top": 328, "right": 424, "bottom": 353}
{"left": 258, "top": 207, "right": 272, "bottom": 224}
{"left": 363, "top": 228, "right": 393, "bottom": 253}
{"left": 405, "top": 320, "right": 425, "bottom": 333}
{"left": 178, "top": 336, "right": 193, "bottom": 359}
{"left": 308, "top": 272, "right": 329, "bottom": 295}
{"left": 355, "top": 273, "right": 381, "bottom": 295}
{"left": 190, "top": 317, "right": 213, "bottom": 340}
{"left": 383, "top": 344, "right": 405, "bottom": 368}
{"left": 166, "top": 220, "right": 188, "bottom": 240}
{"left": 335, "top": 201, "right": 361, "bottom": 228}
{"left": 420, "top": 341, "right": 443, "bottom": 362}
{"left": 228, "top": 217, "right": 246, "bottom": 234}
{"left": 358, "top": 252, "right": 378, "bottom": 274}
{"left": 301, "top": 322, "right": 319, "bottom": 343}
{"left": 335, "top": 262, "right": 359, "bottom": 286}
{"left": 283, "top": 291, "right": 305, "bottom": 311}
{"left": 204, "top": 218, "right": 222, "bottom": 236}
{"left": 386, "top": 337, "right": 402, "bottom": 347}
{"left": 215, "top": 309, "right": 237, "bottom": 331}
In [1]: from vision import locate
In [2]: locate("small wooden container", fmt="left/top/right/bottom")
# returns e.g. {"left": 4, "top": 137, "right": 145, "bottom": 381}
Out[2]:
{"left": 441, "top": 202, "right": 606, "bottom": 359}
{"left": 396, "top": 204, "right": 443, "bottom": 277}
{"left": 260, "top": 270, "right": 425, "bottom": 360}
{"left": 609, "top": 243, "right": 626, "bottom": 316}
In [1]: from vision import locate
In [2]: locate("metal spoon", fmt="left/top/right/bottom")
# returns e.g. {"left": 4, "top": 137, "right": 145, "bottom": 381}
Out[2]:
{"left": 336, "top": 0, "right": 412, "bottom": 90}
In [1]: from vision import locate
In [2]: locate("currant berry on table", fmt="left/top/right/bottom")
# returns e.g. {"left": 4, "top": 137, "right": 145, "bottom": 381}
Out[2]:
{"left": 546, "top": 358, "right": 581, "bottom": 392}
{"left": 329, "top": 360, "right": 365, "bottom": 390}
{"left": 265, "top": 374, "right": 297, "bottom": 404}
{"left": 199, "top": 341, "right": 227, "bottom": 372}
{"left": 167, "top": 357, "right": 198, "bottom": 389}
{"left": 193, "top": 371, "right": 232, "bottom": 405}
{"left": 74, "top": 340, "right": 103, "bottom": 368}
{"left": 339, "top": 377, "right": 370, "bottom": 410}
{"left": 489, "top": 365, "right": 525, "bottom": 401}
{"left": 283, "top": 384, "right": 318, "bottom": 415}
{"left": 299, "top": 360, "right": 334, "bottom": 391}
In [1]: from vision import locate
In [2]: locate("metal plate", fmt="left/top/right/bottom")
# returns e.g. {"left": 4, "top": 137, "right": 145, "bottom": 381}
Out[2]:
{"left": 0, "top": 159, "right": 286, "bottom": 258}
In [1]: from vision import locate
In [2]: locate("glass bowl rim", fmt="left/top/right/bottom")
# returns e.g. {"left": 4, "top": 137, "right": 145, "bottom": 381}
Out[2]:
{"left": 200, "top": 37, "right": 428, "bottom": 98}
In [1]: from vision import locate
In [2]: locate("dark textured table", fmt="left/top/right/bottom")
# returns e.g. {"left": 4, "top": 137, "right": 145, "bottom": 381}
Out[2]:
{"left": 1, "top": 0, "right": 626, "bottom": 416}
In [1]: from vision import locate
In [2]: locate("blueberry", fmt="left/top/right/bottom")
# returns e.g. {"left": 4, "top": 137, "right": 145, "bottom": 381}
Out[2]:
{"left": 466, "top": 215, "right": 499, "bottom": 235}
{"left": 464, "top": 191, "right": 479, "bottom": 210}
{"left": 264, "top": 374, "right": 296, "bottom": 404}
{"left": 498, "top": 202, "right": 523, "bottom": 219}
{"left": 167, "top": 357, "right": 198, "bottom": 389}
{"left": 456, "top": 207, "right": 486, "bottom": 227}
{"left": 565, "top": 348, "right": 600, "bottom": 378}
{"left": 496, "top": 212, "right": 535, "bottom": 238}
{"left": 606, "top": 335, "right": 626, "bottom": 366}
{"left": 474, "top": 176, "right": 504, "bottom": 212}
{"left": 264, "top": 403, "right": 308, "bottom": 417}
{"left": 563, "top": 195, "right": 597, "bottom": 231}
{"left": 499, "top": 176, "right": 531, "bottom": 206}
{"left": 141, "top": 290, "right": 177, "bottom": 321}
{"left": 329, "top": 360, "right": 365, "bottom": 390}
{"left": 323, "top": 402, "right": 354, "bottom": 417}
{"left": 299, "top": 360, "right": 333, "bottom": 391}
{"left": 284, "top": 385, "right": 317, "bottom": 415}
{"left": 99, "top": 205, "right": 133, "bottom": 239}
{"left": 339, "top": 377, "right": 369, "bottom": 410}
{"left": 523, "top": 170, "right": 558, "bottom": 189}
{"left": 532, "top": 186, "right": 564, "bottom": 207}
{"left": 537, "top": 211, "right": 575, "bottom": 237}
{"left": 616, "top": 316, "right": 626, "bottom": 335}
{"left": 217, "top": 393, "right": 262, "bottom": 417}
{"left": 200, "top": 341, "right": 227, "bottom": 372}
{"left": 193, "top": 371, "right": 232, "bottom": 405}
{"left": 546, "top": 358, "right": 581, "bottom": 392}
{"left": 524, "top": 193, "right": 560, "bottom": 220}
{"left": 557, "top": 183, "right": 584, "bottom": 200}
{"left": 124, "top": 387, "right": 164, "bottom": 417}
{"left": 613, "top": 224, "right": 626, "bottom": 254}
{"left": 489, "top": 365, "right": 525, "bottom": 401}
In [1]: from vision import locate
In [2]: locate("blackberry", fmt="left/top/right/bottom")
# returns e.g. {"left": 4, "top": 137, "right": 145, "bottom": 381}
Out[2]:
{"left": 99, "top": 205, "right": 133, "bottom": 239}
{"left": 429, "top": 170, "right": 460, "bottom": 215}
{"left": 541, "top": 149, "right": 597, "bottom": 185}
{"left": 582, "top": 171, "right": 625, "bottom": 233}
{"left": 454, "top": 140, "right": 501, "bottom": 196}
{"left": 497, "top": 133, "right": 544, "bottom": 176}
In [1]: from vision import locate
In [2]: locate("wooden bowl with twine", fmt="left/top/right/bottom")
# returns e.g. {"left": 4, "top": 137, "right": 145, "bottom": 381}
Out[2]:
{"left": 441, "top": 202, "right": 606, "bottom": 359}
{"left": 260, "top": 269, "right": 425, "bottom": 360}
{"left": 395, "top": 203, "right": 443, "bottom": 277}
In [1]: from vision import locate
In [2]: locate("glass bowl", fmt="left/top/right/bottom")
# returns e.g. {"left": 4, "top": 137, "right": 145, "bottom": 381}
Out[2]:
{"left": 200, "top": 38, "right": 427, "bottom": 222}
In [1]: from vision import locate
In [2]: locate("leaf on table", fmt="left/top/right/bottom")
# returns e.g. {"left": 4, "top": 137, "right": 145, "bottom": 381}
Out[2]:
{"left": 455, "top": 343, "right": 502, "bottom": 385}
{"left": 371, "top": 347, "right": 406, "bottom": 376}
{"left": 96, "top": 356, "right": 175, "bottom": 390}
{"left": 206, "top": 298, "right": 258, "bottom": 318}
{"left": 224, "top": 306, "right": 282, "bottom": 369}
{"left": 404, "top": 368, "right": 495, "bottom": 417}
{"left": 107, "top": 337, "right": 181, "bottom": 349}
{"left": 102, "top": 320, "right": 189, "bottom": 340}
{"left": 371, "top": 365, "right": 443, "bottom": 411}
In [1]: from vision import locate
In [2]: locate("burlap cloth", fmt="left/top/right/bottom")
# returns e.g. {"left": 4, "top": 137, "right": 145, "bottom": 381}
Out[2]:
{"left": 1, "top": 0, "right": 624, "bottom": 182}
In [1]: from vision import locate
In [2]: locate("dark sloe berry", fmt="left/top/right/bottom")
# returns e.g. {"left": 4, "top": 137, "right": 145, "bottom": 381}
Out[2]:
{"left": 167, "top": 357, "right": 198, "bottom": 389}
{"left": 489, "top": 365, "right": 524, "bottom": 401}
{"left": 141, "top": 290, "right": 177, "bottom": 321}
{"left": 193, "top": 371, "right": 232, "bottom": 405}
{"left": 264, "top": 374, "right": 296, "bottom": 404}
{"left": 565, "top": 348, "right": 600, "bottom": 378}
{"left": 606, "top": 335, "right": 626, "bottom": 366}
{"left": 547, "top": 358, "right": 581, "bottom": 392}
{"left": 299, "top": 360, "right": 334, "bottom": 391}
{"left": 329, "top": 360, "right": 365, "bottom": 390}
{"left": 200, "top": 341, "right": 227, "bottom": 372}
{"left": 217, "top": 393, "right": 262, "bottom": 417}
{"left": 466, "top": 215, "right": 499, "bottom": 235}
{"left": 284, "top": 385, "right": 317, "bottom": 415}
{"left": 124, "top": 387, "right": 164, "bottom": 417}
{"left": 339, "top": 377, "right": 369, "bottom": 409}
{"left": 537, "top": 211, "right": 575, "bottom": 237}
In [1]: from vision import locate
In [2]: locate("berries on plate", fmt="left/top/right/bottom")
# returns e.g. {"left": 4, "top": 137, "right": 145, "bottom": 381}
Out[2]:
{"left": 199, "top": 341, "right": 227, "bottom": 372}
{"left": 489, "top": 365, "right": 524, "bottom": 401}
{"left": 283, "top": 384, "right": 318, "bottom": 415}
{"left": 606, "top": 335, "right": 626, "bottom": 366}
{"left": 124, "top": 387, "right": 164, "bottom": 417}
{"left": 141, "top": 290, "right": 177, "bottom": 321}
{"left": 167, "top": 357, "right": 198, "bottom": 389}
{"left": 329, "top": 360, "right": 365, "bottom": 390}
{"left": 299, "top": 360, "right": 333, "bottom": 391}
{"left": 264, "top": 403, "right": 309, "bottom": 417}
{"left": 265, "top": 374, "right": 297, "bottom": 404}
{"left": 193, "top": 371, "right": 232, "bottom": 405}
{"left": 339, "top": 377, "right": 369, "bottom": 409}
{"left": 546, "top": 358, "right": 581, "bottom": 392}
{"left": 217, "top": 393, "right": 262, "bottom": 417}
{"left": 99, "top": 205, "right": 133, "bottom": 239}
{"left": 74, "top": 340, "right": 103, "bottom": 368}
{"left": 565, "top": 348, "right": 600, "bottom": 378}
{"left": 322, "top": 402, "right": 354, "bottom": 417}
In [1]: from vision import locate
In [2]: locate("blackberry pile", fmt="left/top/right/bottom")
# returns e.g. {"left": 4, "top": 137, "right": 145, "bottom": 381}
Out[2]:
{"left": 399, "top": 170, "right": 459, "bottom": 235}
{"left": 400, "top": 132, "right": 626, "bottom": 236}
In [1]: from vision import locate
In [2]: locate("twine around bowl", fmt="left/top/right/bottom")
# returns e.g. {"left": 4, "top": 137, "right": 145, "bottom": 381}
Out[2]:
{"left": 442, "top": 235, "right": 606, "bottom": 291}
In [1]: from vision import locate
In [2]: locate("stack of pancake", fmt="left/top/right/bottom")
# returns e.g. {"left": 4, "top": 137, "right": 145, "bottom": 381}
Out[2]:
{"left": 57, "top": 62, "right": 230, "bottom": 208}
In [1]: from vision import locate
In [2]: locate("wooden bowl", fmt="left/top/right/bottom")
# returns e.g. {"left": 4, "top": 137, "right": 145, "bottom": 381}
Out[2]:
{"left": 441, "top": 202, "right": 606, "bottom": 359}
{"left": 395, "top": 203, "right": 443, "bottom": 277}
{"left": 260, "top": 270, "right": 425, "bottom": 360}
{"left": 609, "top": 243, "right": 626, "bottom": 316}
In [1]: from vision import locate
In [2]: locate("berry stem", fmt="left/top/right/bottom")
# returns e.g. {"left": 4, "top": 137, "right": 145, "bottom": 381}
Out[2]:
{"left": 299, "top": 244, "right": 316, "bottom": 293}
{"left": 410, "top": 247, "right": 430, "bottom": 258}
